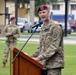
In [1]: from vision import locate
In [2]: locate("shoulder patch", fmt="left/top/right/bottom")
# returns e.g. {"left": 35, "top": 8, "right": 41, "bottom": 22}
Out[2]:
{"left": 52, "top": 31, "right": 58, "bottom": 38}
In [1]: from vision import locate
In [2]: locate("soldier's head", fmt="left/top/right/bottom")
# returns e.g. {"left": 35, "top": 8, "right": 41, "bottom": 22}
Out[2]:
{"left": 10, "top": 16, "right": 16, "bottom": 24}
{"left": 37, "top": 4, "right": 50, "bottom": 21}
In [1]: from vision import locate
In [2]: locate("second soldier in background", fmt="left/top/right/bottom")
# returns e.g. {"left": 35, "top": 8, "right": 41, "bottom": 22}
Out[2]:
{"left": 2, "top": 16, "right": 20, "bottom": 68}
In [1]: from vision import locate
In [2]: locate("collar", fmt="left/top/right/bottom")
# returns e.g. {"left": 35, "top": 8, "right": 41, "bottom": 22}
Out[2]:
{"left": 10, "top": 22, "right": 16, "bottom": 26}
{"left": 42, "top": 20, "right": 54, "bottom": 31}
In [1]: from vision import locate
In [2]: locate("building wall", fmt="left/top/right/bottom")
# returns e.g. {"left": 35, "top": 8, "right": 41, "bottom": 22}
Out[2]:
{"left": 50, "top": 2, "right": 65, "bottom": 15}
{"left": 6, "top": 2, "right": 15, "bottom": 16}
{"left": 0, "top": 0, "right": 5, "bottom": 25}
{"left": 5, "top": 1, "right": 76, "bottom": 22}
{"left": 49, "top": 1, "right": 76, "bottom": 20}
{"left": 6, "top": 2, "right": 29, "bottom": 21}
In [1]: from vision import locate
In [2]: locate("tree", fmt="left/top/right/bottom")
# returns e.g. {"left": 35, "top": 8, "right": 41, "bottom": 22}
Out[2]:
{"left": 35, "top": 0, "right": 46, "bottom": 16}
{"left": 17, "top": 0, "right": 58, "bottom": 22}
{"left": 17, "top": 0, "right": 30, "bottom": 8}
{"left": 6, "top": 0, "right": 30, "bottom": 6}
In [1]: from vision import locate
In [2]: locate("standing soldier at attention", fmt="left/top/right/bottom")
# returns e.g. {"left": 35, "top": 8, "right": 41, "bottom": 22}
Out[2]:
{"left": 31, "top": 5, "right": 64, "bottom": 75}
{"left": 2, "top": 16, "right": 20, "bottom": 68}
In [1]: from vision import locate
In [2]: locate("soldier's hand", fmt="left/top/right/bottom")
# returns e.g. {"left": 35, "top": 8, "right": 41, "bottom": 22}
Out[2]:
{"left": 32, "top": 57, "right": 39, "bottom": 61}
{"left": 6, "top": 32, "right": 13, "bottom": 37}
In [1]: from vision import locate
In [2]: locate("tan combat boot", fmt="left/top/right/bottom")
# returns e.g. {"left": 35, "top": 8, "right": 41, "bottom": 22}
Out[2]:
{"left": 2, "top": 64, "right": 6, "bottom": 68}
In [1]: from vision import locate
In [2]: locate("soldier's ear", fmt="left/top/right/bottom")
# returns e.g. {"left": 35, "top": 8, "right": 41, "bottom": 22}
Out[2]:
{"left": 48, "top": 11, "right": 50, "bottom": 16}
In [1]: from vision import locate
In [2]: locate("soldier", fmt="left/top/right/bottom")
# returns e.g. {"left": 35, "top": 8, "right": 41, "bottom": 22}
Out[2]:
{"left": 2, "top": 16, "right": 20, "bottom": 68}
{"left": 31, "top": 5, "right": 64, "bottom": 75}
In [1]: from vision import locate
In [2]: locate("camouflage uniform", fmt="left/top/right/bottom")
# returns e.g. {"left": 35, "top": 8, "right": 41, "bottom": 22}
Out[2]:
{"left": 32, "top": 20, "right": 64, "bottom": 75}
{"left": 2, "top": 24, "right": 20, "bottom": 65}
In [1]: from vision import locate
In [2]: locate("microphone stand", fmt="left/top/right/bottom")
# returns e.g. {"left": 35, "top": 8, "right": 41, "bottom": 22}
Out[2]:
{"left": 11, "top": 26, "right": 39, "bottom": 75}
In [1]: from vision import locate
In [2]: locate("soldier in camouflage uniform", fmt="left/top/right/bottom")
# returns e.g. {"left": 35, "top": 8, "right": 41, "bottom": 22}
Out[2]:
{"left": 31, "top": 5, "right": 64, "bottom": 75}
{"left": 2, "top": 16, "right": 20, "bottom": 68}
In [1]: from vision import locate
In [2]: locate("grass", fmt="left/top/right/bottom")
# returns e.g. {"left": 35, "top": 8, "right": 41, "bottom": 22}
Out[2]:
{"left": 21, "top": 31, "right": 40, "bottom": 35}
{"left": 62, "top": 45, "right": 76, "bottom": 75}
{"left": 68, "top": 33, "right": 76, "bottom": 36}
{"left": 0, "top": 40, "right": 76, "bottom": 75}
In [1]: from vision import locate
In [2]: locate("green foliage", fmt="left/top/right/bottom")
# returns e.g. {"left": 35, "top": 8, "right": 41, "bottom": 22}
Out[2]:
{"left": 49, "top": 0, "right": 58, "bottom": 3}
{"left": 18, "top": 0, "right": 30, "bottom": 4}
{"left": 18, "top": 0, "right": 30, "bottom": 8}
{"left": 35, "top": 0, "right": 46, "bottom": 17}
{"left": 25, "top": 8, "right": 30, "bottom": 14}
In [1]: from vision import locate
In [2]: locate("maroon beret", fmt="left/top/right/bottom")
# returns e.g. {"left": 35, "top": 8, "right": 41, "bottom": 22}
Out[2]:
{"left": 10, "top": 16, "right": 15, "bottom": 21}
{"left": 37, "top": 5, "right": 48, "bottom": 13}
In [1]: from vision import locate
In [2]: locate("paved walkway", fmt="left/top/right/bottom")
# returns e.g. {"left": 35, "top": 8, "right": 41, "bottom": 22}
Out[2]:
{"left": 0, "top": 35, "right": 76, "bottom": 44}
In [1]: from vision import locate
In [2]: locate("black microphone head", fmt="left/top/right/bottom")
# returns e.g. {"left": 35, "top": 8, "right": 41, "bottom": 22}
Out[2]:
{"left": 31, "top": 20, "right": 43, "bottom": 28}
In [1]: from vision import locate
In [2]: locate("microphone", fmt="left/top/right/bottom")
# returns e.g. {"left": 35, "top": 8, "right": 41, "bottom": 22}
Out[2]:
{"left": 31, "top": 20, "right": 43, "bottom": 28}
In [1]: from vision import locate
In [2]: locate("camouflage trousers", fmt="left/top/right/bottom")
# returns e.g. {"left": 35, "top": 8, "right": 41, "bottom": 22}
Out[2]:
{"left": 47, "top": 68, "right": 61, "bottom": 75}
{"left": 2, "top": 41, "right": 17, "bottom": 64}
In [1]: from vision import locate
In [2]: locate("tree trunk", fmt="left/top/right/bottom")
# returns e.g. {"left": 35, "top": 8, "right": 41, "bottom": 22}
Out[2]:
{"left": 29, "top": 0, "right": 34, "bottom": 24}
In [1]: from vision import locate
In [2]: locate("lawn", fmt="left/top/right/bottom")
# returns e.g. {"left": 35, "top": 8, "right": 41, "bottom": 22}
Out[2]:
{"left": 21, "top": 31, "right": 40, "bottom": 35}
{"left": 68, "top": 33, "right": 76, "bottom": 36}
{"left": 0, "top": 40, "right": 76, "bottom": 75}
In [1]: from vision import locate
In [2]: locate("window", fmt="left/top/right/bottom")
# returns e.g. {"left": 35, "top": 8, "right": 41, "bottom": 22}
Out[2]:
{"left": 71, "top": 4, "right": 76, "bottom": 10}
{"left": 52, "top": 4, "right": 60, "bottom": 10}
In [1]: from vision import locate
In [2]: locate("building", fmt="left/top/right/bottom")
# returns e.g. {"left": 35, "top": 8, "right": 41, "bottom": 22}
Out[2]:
{"left": 0, "top": 0, "right": 5, "bottom": 25}
{"left": 0, "top": 0, "right": 76, "bottom": 24}
{"left": 50, "top": 0, "right": 76, "bottom": 21}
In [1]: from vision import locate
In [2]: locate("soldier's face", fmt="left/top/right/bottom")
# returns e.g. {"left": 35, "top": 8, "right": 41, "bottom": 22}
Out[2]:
{"left": 38, "top": 10, "right": 50, "bottom": 21}
{"left": 11, "top": 19, "right": 16, "bottom": 24}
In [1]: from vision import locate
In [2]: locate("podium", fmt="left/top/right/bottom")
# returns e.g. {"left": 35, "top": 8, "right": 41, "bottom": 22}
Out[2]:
{"left": 10, "top": 46, "right": 43, "bottom": 75}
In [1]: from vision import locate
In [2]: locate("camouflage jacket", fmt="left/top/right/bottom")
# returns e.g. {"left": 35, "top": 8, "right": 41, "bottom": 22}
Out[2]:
{"left": 3, "top": 24, "right": 20, "bottom": 42}
{"left": 32, "top": 20, "right": 64, "bottom": 69}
